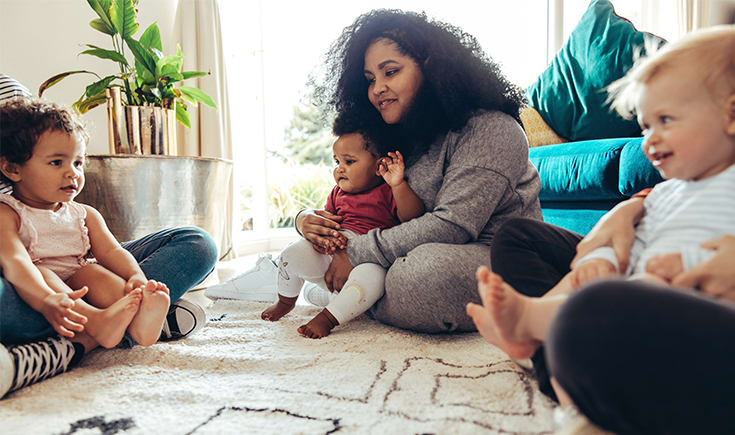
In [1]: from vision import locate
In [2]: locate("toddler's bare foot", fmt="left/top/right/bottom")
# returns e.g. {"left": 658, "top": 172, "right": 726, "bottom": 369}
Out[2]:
{"left": 86, "top": 289, "right": 142, "bottom": 349}
{"left": 297, "top": 309, "right": 339, "bottom": 339}
{"left": 128, "top": 280, "right": 171, "bottom": 346}
{"left": 261, "top": 294, "right": 297, "bottom": 321}
{"left": 483, "top": 268, "right": 540, "bottom": 359}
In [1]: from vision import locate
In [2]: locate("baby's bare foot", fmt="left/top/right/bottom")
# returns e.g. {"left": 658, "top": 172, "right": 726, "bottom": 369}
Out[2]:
{"left": 87, "top": 289, "right": 142, "bottom": 349}
{"left": 297, "top": 309, "right": 339, "bottom": 339}
{"left": 484, "top": 270, "right": 540, "bottom": 359}
{"left": 128, "top": 280, "right": 170, "bottom": 346}
{"left": 261, "top": 295, "right": 297, "bottom": 321}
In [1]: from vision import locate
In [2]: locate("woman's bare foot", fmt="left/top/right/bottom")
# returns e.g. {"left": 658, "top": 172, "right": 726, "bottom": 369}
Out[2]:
{"left": 85, "top": 289, "right": 142, "bottom": 349}
{"left": 261, "top": 294, "right": 297, "bottom": 321}
{"left": 467, "top": 266, "right": 540, "bottom": 359}
{"left": 127, "top": 280, "right": 171, "bottom": 346}
{"left": 298, "top": 309, "right": 339, "bottom": 339}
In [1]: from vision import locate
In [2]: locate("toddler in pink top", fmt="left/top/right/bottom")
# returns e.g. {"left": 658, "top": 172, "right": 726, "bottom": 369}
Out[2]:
{"left": 260, "top": 119, "right": 425, "bottom": 338}
{"left": 0, "top": 99, "right": 170, "bottom": 350}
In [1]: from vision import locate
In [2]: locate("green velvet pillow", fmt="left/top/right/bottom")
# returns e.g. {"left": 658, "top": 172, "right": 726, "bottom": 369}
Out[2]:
{"left": 526, "top": 0, "right": 664, "bottom": 141}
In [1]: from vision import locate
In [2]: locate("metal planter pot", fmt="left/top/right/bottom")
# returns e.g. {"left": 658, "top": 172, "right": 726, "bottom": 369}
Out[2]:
{"left": 76, "top": 154, "right": 233, "bottom": 258}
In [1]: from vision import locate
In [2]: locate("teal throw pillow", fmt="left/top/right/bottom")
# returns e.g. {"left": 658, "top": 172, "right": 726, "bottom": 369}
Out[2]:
{"left": 526, "top": 0, "right": 665, "bottom": 141}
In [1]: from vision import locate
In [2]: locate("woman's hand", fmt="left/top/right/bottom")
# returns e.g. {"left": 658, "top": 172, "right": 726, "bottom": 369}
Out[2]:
{"left": 296, "top": 209, "right": 347, "bottom": 251}
{"left": 672, "top": 235, "right": 735, "bottom": 300}
{"left": 325, "top": 249, "right": 354, "bottom": 293}
{"left": 571, "top": 197, "right": 645, "bottom": 272}
{"left": 40, "top": 287, "right": 88, "bottom": 338}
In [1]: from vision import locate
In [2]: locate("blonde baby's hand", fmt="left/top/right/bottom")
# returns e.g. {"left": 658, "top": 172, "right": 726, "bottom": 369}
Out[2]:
{"left": 40, "top": 287, "right": 89, "bottom": 338}
{"left": 645, "top": 253, "right": 683, "bottom": 282}
{"left": 377, "top": 151, "right": 406, "bottom": 188}
{"left": 570, "top": 259, "right": 617, "bottom": 289}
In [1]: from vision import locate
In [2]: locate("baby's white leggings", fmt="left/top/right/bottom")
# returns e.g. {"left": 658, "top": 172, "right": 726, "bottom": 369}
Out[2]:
{"left": 277, "top": 236, "right": 385, "bottom": 324}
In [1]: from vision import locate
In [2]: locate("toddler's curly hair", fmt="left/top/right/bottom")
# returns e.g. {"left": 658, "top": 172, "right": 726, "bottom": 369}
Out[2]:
{"left": 0, "top": 98, "right": 88, "bottom": 184}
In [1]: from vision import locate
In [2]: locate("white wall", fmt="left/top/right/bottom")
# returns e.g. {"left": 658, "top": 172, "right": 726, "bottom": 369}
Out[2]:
{"left": 0, "top": 0, "right": 179, "bottom": 154}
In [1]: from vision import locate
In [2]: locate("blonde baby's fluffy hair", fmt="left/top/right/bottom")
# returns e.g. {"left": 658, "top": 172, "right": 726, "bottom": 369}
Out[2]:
{"left": 608, "top": 25, "right": 735, "bottom": 120}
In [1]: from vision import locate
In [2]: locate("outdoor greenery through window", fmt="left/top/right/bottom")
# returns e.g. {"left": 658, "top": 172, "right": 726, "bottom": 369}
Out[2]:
{"left": 218, "top": 1, "right": 548, "bottom": 249}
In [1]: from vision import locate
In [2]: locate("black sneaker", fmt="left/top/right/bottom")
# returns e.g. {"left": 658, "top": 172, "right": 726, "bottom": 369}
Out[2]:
{"left": 1, "top": 336, "right": 83, "bottom": 398}
{"left": 159, "top": 298, "right": 206, "bottom": 342}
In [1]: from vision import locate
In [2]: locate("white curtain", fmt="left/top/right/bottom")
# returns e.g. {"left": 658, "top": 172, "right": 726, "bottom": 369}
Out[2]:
{"left": 678, "top": 0, "right": 708, "bottom": 33}
{"left": 174, "top": 0, "right": 234, "bottom": 259}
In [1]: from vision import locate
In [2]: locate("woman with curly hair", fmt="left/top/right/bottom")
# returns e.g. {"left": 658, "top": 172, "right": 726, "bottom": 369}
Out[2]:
{"left": 296, "top": 9, "right": 542, "bottom": 332}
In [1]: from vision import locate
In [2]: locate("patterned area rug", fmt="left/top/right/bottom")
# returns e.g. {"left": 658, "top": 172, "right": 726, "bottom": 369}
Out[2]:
{"left": 1, "top": 300, "right": 557, "bottom": 434}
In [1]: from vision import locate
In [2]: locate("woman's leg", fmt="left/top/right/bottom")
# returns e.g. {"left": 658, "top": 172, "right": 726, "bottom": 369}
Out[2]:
{"left": 0, "top": 275, "right": 56, "bottom": 344}
{"left": 490, "top": 217, "right": 582, "bottom": 297}
{"left": 370, "top": 242, "right": 491, "bottom": 332}
{"left": 121, "top": 226, "right": 218, "bottom": 303}
{"left": 547, "top": 280, "right": 735, "bottom": 435}
{"left": 490, "top": 217, "right": 582, "bottom": 401}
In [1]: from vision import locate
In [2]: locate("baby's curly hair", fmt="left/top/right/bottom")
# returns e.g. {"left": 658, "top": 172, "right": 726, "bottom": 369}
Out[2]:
{"left": 315, "top": 9, "right": 526, "bottom": 158}
{"left": 0, "top": 98, "right": 88, "bottom": 184}
{"left": 332, "top": 112, "right": 391, "bottom": 158}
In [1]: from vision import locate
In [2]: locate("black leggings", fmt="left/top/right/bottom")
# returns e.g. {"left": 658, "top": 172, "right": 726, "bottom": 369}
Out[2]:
{"left": 492, "top": 218, "right": 735, "bottom": 435}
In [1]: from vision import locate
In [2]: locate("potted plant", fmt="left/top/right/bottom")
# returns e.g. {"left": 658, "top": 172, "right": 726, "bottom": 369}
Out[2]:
{"left": 39, "top": 0, "right": 216, "bottom": 155}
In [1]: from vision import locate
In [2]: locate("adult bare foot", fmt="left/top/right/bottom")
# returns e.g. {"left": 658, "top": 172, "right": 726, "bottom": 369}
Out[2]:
{"left": 261, "top": 294, "right": 297, "bottom": 321}
{"left": 483, "top": 269, "right": 540, "bottom": 359}
{"left": 85, "top": 289, "right": 142, "bottom": 349}
{"left": 467, "top": 267, "right": 506, "bottom": 348}
{"left": 128, "top": 280, "right": 171, "bottom": 346}
{"left": 297, "top": 309, "right": 338, "bottom": 339}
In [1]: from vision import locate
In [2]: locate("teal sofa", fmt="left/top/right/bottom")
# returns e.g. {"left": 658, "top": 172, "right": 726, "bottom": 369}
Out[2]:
{"left": 529, "top": 137, "right": 662, "bottom": 235}
{"left": 523, "top": 0, "right": 665, "bottom": 235}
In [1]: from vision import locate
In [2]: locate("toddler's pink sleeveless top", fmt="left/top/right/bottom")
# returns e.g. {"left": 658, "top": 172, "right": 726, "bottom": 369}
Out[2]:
{"left": 0, "top": 193, "right": 92, "bottom": 281}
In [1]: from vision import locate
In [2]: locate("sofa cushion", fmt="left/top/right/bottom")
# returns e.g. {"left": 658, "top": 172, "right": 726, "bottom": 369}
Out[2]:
{"left": 519, "top": 106, "right": 569, "bottom": 147}
{"left": 529, "top": 137, "right": 661, "bottom": 201}
{"left": 526, "top": 0, "right": 665, "bottom": 141}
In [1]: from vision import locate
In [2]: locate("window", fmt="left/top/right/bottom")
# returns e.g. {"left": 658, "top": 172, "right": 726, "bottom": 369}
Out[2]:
{"left": 219, "top": 0, "right": 548, "bottom": 254}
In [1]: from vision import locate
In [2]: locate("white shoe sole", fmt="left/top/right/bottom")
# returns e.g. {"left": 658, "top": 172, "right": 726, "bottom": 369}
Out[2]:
{"left": 204, "top": 285, "right": 278, "bottom": 302}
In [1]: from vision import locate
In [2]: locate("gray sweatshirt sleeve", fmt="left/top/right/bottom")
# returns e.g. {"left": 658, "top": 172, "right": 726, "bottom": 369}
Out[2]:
{"left": 347, "top": 112, "right": 535, "bottom": 267}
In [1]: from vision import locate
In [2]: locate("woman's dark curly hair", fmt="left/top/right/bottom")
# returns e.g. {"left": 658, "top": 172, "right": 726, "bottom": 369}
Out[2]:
{"left": 315, "top": 9, "right": 526, "bottom": 159}
{"left": 0, "top": 98, "right": 88, "bottom": 185}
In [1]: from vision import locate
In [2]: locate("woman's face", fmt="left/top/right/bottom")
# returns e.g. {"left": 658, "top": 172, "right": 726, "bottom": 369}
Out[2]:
{"left": 364, "top": 38, "right": 424, "bottom": 125}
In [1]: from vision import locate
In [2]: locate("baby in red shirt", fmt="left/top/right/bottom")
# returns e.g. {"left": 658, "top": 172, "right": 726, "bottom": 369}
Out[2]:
{"left": 261, "top": 126, "right": 424, "bottom": 338}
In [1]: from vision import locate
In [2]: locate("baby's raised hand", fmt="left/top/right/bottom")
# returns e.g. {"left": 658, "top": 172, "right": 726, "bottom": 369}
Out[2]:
{"left": 645, "top": 253, "right": 683, "bottom": 282}
{"left": 40, "top": 287, "right": 89, "bottom": 338}
{"left": 377, "top": 151, "right": 406, "bottom": 187}
{"left": 570, "top": 259, "right": 617, "bottom": 289}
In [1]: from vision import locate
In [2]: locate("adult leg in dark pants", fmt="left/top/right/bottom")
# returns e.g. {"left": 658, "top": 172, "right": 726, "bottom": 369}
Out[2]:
{"left": 490, "top": 217, "right": 583, "bottom": 400}
{"left": 547, "top": 280, "right": 735, "bottom": 435}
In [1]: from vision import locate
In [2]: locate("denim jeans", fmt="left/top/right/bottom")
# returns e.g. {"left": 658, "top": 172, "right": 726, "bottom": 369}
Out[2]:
{"left": 0, "top": 226, "right": 218, "bottom": 344}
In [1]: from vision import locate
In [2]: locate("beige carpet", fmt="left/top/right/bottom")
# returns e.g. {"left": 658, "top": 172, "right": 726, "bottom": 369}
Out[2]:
{"left": 1, "top": 300, "right": 557, "bottom": 434}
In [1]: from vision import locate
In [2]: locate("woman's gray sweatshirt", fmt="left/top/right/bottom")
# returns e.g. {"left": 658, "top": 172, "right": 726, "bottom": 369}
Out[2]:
{"left": 346, "top": 110, "right": 542, "bottom": 268}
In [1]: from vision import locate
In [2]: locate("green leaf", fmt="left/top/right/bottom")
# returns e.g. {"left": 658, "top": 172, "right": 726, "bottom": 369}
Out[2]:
{"left": 161, "top": 71, "right": 184, "bottom": 82}
{"left": 109, "top": 0, "right": 138, "bottom": 39}
{"left": 181, "top": 71, "right": 208, "bottom": 80}
{"left": 139, "top": 22, "right": 162, "bottom": 51}
{"left": 38, "top": 70, "right": 100, "bottom": 97}
{"left": 125, "top": 37, "right": 156, "bottom": 77}
{"left": 178, "top": 86, "right": 216, "bottom": 108}
{"left": 73, "top": 90, "right": 108, "bottom": 114}
{"left": 80, "top": 45, "right": 128, "bottom": 65}
{"left": 87, "top": 0, "right": 115, "bottom": 35}
{"left": 155, "top": 55, "right": 183, "bottom": 79}
{"left": 85, "top": 75, "right": 119, "bottom": 98}
{"left": 175, "top": 100, "right": 191, "bottom": 128}
{"left": 90, "top": 18, "right": 115, "bottom": 35}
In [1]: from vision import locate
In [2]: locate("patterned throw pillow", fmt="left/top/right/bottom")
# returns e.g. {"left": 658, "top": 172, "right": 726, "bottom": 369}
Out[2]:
{"left": 519, "top": 106, "right": 568, "bottom": 147}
